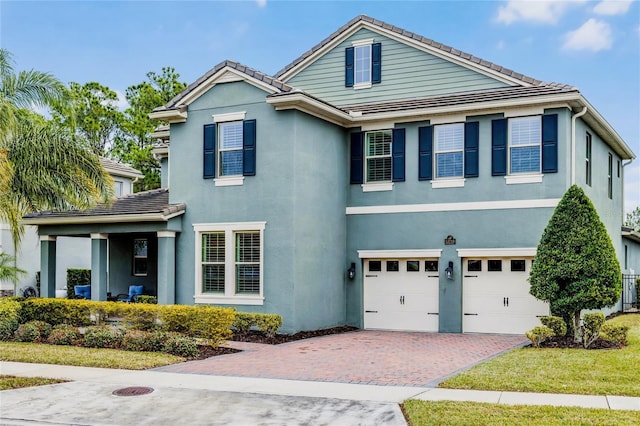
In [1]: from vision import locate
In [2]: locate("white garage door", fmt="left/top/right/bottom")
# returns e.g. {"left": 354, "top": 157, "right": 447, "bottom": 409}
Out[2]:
{"left": 363, "top": 259, "right": 439, "bottom": 332}
{"left": 463, "top": 258, "right": 549, "bottom": 334}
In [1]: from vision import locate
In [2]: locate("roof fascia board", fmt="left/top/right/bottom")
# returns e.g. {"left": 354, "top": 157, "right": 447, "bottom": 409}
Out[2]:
{"left": 622, "top": 229, "right": 640, "bottom": 244}
{"left": 104, "top": 168, "right": 144, "bottom": 179}
{"left": 267, "top": 93, "right": 353, "bottom": 126}
{"left": 148, "top": 109, "right": 187, "bottom": 123}
{"left": 178, "top": 67, "right": 280, "bottom": 107}
{"left": 279, "top": 21, "right": 528, "bottom": 88}
{"left": 22, "top": 211, "right": 185, "bottom": 226}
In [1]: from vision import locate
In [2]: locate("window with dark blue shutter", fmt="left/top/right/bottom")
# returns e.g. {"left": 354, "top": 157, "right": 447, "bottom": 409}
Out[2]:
{"left": 491, "top": 119, "right": 507, "bottom": 176}
{"left": 372, "top": 42, "right": 381, "bottom": 84}
{"left": 464, "top": 122, "right": 479, "bottom": 178}
{"left": 243, "top": 119, "right": 256, "bottom": 176}
{"left": 392, "top": 128, "right": 405, "bottom": 182}
{"left": 203, "top": 124, "right": 216, "bottom": 179}
{"left": 345, "top": 47, "right": 354, "bottom": 88}
{"left": 350, "top": 132, "right": 363, "bottom": 184}
{"left": 541, "top": 114, "right": 558, "bottom": 173}
{"left": 418, "top": 126, "right": 433, "bottom": 181}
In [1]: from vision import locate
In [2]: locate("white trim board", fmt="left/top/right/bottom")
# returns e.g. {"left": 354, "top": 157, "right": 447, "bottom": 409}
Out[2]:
{"left": 457, "top": 247, "right": 537, "bottom": 257}
{"left": 346, "top": 198, "right": 561, "bottom": 215}
{"left": 358, "top": 249, "right": 442, "bottom": 259}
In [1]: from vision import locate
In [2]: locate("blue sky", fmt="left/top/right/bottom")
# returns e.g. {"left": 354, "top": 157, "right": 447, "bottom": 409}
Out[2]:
{"left": 1, "top": 0, "right": 639, "bottom": 212}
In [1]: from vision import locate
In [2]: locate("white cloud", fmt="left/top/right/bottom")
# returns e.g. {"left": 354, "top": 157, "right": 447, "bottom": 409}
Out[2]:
{"left": 496, "top": 0, "right": 587, "bottom": 25}
{"left": 256, "top": 0, "right": 267, "bottom": 8}
{"left": 563, "top": 18, "right": 613, "bottom": 51}
{"left": 593, "top": 0, "right": 634, "bottom": 15}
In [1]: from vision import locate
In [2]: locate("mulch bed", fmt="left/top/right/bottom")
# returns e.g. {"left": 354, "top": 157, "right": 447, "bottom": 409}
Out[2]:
{"left": 193, "top": 325, "right": 358, "bottom": 360}
{"left": 537, "top": 336, "right": 621, "bottom": 350}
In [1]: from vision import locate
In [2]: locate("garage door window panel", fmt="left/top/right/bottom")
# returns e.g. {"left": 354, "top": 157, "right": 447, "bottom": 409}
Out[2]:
{"left": 386, "top": 261, "right": 399, "bottom": 272}
{"left": 425, "top": 260, "right": 438, "bottom": 272}
{"left": 369, "top": 260, "right": 381, "bottom": 272}
{"left": 488, "top": 260, "right": 502, "bottom": 271}
{"left": 467, "top": 260, "right": 482, "bottom": 272}
{"left": 511, "top": 260, "right": 526, "bottom": 272}
{"left": 407, "top": 260, "right": 420, "bottom": 272}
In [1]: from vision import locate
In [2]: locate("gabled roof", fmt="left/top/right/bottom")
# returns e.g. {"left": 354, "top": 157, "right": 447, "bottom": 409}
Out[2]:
{"left": 99, "top": 157, "right": 144, "bottom": 180}
{"left": 153, "top": 60, "right": 293, "bottom": 115}
{"left": 275, "top": 15, "right": 555, "bottom": 88}
{"left": 22, "top": 189, "right": 185, "bottom": 225}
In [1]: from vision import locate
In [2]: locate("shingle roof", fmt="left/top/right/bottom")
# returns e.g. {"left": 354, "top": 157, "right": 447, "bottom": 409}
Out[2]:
{"left": 23, "top": 189, "right": 185, "bottom": 220}
{"left": 339, "top": 85, "right": 579, "bottom": 115}
{"left": 275, "top": 15, "right": 567, "bottom": 89}
{"left": 99, "top": 157, "right": 143, "bottom": 178}
{"left": 161, "top": 60, "right": 294, "bottom": 110}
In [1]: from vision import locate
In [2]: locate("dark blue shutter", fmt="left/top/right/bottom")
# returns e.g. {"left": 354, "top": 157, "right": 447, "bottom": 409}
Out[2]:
{"left": 203, "top": 124, "right": 216, "bottom": 179}
{"left": 392, "top": 128, "right": 405, "bottom": 182}
{"left": 491, "top": 119, "right": 507, "bottom": 176}
{"left": 243, "top": 119, "right": 256, "bottom": 176}
{"left": 542, "top": 114, "right": 558, "bottom": 173}
{"left": 350, "top": 132, "right": 363, "bottom": 184}
{"left": 464, "top": 122, "right": 479, "bottom": 178}
{"left": 418, "top": 126, "right": 433, "bottom": 181}
{"left": 372, "top": 42, "right": 382, "bottom": 84}
{"left": 345, "top": 47, "right": 354, "bottom": 87}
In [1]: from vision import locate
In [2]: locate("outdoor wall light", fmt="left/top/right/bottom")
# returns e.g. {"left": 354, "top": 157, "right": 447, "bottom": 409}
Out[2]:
{"left": 348, "top": 262, "right": 356, "bottom": 280}
{"left": 445, "top": 261, "right": 454, "bottom": 280}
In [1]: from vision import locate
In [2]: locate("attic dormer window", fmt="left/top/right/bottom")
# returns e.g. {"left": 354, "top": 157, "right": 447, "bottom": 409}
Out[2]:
{"left": 345, "top": 40, "right": 381, "bottom": 88}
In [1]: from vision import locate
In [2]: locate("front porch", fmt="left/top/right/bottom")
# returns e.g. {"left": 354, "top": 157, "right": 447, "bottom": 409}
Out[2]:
{"left": 24, "top": 189, "right": 185, "bottom": 305}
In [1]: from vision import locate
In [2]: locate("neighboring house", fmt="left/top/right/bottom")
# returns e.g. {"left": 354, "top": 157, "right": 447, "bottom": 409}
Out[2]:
{"left": 25, "top": 16, "right": 635, "bottom": 334}
{"left": 1, "top": 158, "right": 142, "bottom": 297}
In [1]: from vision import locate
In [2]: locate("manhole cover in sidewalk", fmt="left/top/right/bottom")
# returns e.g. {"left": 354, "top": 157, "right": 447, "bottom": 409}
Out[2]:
{"left": 112, "top": 386, "right": 154, "bottom": 396}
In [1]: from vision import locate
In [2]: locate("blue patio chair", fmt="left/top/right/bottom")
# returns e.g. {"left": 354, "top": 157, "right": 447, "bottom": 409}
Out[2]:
{"left": 74, "top": 285, "right": 91, "bottom": 299}
{"left": 116, "top": 285, "right": 144, "bottom": 303}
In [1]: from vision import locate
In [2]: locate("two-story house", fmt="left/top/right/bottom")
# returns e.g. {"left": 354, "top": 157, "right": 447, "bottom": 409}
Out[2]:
{"left": 25, "top": 16, "right": 635, "bottom": 333}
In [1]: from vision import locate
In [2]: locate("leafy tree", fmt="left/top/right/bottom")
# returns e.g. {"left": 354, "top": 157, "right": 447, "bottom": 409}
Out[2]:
{"left": 625, "top": 206, "right": 640, "bottom": 231}
{"left": 529, "top": 185, "right": 621, "bottom": 342}
{"left": 51, "top": 81, "right": 123, "bottom": 155}
{"left": 0, "top": 50, "right": 113, "bottom": 249}
{"left": 113, "top": 67, "right": 186, "bottom": 191}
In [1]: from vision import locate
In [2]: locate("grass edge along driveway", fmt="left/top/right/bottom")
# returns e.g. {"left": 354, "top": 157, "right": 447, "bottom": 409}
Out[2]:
{"left": 439, "top": 314, "right": 640, "bottom": 397}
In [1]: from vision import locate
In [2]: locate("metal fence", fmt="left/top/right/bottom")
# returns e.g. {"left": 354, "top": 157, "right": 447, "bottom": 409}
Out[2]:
{"left": 622, "top": 274, "right": 639, "bottom": 312}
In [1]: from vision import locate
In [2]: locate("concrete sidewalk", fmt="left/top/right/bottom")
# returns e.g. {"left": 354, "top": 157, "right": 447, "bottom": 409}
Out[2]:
{"left": 1, "top": 361, "right": 638, "bottom": 426}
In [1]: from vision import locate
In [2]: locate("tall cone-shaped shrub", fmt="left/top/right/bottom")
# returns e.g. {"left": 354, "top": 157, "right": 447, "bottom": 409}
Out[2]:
{"left": 529, "top": 185, "right": 621, "bottom": 342}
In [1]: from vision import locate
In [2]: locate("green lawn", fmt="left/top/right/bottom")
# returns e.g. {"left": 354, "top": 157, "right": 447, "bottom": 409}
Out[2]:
{"left": 439, "top": 314, "right": 640, "bottom": 396}
{"left": 402, "top": 401, "right": 640, "bottom": 426}
{"left": 0, "top": 375, "right": 66, "bottom": 390}
{"left": 0, "top": 342, "right": 185, "bottom": 370}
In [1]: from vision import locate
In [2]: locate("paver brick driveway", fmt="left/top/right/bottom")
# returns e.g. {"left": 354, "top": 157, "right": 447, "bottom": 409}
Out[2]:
{"left": 157, "top": 331, "right": 527, "bottom": 386}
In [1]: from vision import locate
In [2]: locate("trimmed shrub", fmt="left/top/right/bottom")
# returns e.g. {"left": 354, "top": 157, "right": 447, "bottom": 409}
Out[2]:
{"left": 66, "top": 268, "right": 91, "bottom": 299}
{"left": 600, "top": 323, "right": 630, "bottom": 347}
{"left": 232, "top": 312, "right": 257, "bottom": 333}
{"left": 162, "top": 334, "right": 199, "bottom": 357}
{"left": 160, "top": 305, "right": 235, "bottom": 346}
{"left": 582, "top": 312, "right": 606, "bottom": 349}
{"left": 0, "top": 298, "right": 21, "bottom": 340}
{"left": 14, "top": 320, "right": 52, "bottom": 342}
{"left": 539, "top": 316, "right": 567, "bottom": 337}
{"left": 19, "top": 298, "right": 93, "bottom": 327}
{"left": 121, "top": 329, "right": 165, "bottom": 352}
{"left": 255, "top": 314, "right": 283, "bottom": 338}
{"left": 120, "top": 303, "right": 159, "bottom": 331}
{"left": 47, "top": 325, "right": 82, "bottom": 346}
{"left": 83, "top": 326, "right": 124, "bottom": 349}
{"left": 136, "top": 295, "right": 157, "bottom": 304}
{"left": 525, "top": 326, "right": 554, "bottom": 348}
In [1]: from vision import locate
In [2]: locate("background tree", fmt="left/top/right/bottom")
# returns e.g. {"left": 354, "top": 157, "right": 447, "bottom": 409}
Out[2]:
{"left": 625, "top": 206, "right": 640, "bottom": 231}
{"left": 51, "top": 81, "right": 123, "bottom": 155}
{"left": 112, "top": 67, "right": 186, "bottom": 191}
{"left": 0, "top": 49, "right": 113, "bottom": 249}
{"left": 529, "top": 185, "right": 621, "bottom": 342}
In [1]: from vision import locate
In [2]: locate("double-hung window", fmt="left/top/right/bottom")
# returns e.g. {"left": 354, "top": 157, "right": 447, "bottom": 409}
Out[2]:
{"left": 365, "top": 130, "right": 392, "bottom": 182}
{"left": 608, "top": 153, "right": 613, "bottom": 199}
{"left": 509, "top": 116, "right": 541, "bottom": 174}
{"left": 194, "top": 222, "right": 265, "bottom": 305}
{"left": 133, "top": 238, "right": 148, "bottom": 276}
{"left": 435, "top": 123, "right": 464, "bottom": 178}
{"left": 354, "top": 45, "right": 372, "bottom": 86}
{"left": 345, "top": 41, "right": 381, "bottom": 88}
{"left": 218, "top": 121, "right": 243, "bottom": 176}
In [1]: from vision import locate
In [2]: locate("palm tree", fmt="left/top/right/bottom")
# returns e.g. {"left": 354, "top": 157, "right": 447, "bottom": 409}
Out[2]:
{"left": 0, "top": 253, "right": 26, "bottom": 284}
{"left": 0, "top": 49, "right": 113, "bottom": 249}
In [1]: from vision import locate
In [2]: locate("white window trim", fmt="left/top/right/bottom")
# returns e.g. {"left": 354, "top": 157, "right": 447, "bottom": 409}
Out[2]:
{"left": 361, "top": 182, "right": 394, "bottom": 192}
{"left": 352, "top": 38, "right": 375, "bottom": 47}
{"left": 353, "top": 82, "right": 372, "bottom": 90}
{"left": 431, "top": 178, "right": 465, "bottom": 188}
{"left": 213, "top": 111, "right": 246, "bottom": 123}
{"left": 508, "top": 115, "right": 542, "bottom": 176}
{"left": 457, "top": 247, "right": 537, "bottom": 257}
{"left": 352, "top": 41, "right": 373, "bottom": 89}
{"left": 358, "top": 249, "right": 442, "bottom": 259}
{"left": 214, "top": 176, "right": 245, "bottom": 187}
{"left": 193, "top": 221, "right": 266, "bottom": 305}
{"left": 505, "top": 174, "right": 543, "bottom": 185}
